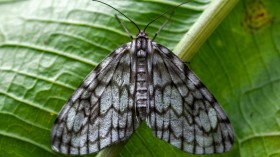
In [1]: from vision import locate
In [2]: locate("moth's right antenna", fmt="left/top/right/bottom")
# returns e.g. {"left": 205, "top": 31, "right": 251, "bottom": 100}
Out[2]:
{"left": 144, "top": 1, "right": 192, "bottom": 41}
{"left": 152, "top": 10, "right": 175, "bottom": 41}
{"left": 93, "top": 0, "right": 141, "bottom": 36}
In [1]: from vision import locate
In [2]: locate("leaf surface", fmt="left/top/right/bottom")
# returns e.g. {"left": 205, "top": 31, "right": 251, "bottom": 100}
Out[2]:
{"left": 1, "top": 0, "right": 279, "bottom": 157}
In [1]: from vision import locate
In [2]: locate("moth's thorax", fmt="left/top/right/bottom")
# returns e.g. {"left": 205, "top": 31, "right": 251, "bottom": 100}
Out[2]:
{"left": 135, "top": 31, "right": 149, "bottom": 52}
{"left": 134, "top": 31, "right": 151, "bottom": 120}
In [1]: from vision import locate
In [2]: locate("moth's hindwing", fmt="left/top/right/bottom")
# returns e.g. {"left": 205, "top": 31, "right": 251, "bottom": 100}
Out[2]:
{"left": 146, "top": 43, "right": 234, "bottom": 154}
{"left": 51, "top": 44, "right": 139, "bottom": 155}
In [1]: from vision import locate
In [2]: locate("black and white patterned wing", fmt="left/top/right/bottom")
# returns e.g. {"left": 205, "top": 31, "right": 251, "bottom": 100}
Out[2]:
{"left": 147, "top": 44, "right": 234, "bottom": 154}
{"left": 51, "top": 45, "right": 138, "bottom": 155}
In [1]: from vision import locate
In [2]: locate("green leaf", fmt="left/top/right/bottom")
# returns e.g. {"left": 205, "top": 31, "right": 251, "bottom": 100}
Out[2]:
{"left": 0, "top": 0, "right": 279, "bottom": 157}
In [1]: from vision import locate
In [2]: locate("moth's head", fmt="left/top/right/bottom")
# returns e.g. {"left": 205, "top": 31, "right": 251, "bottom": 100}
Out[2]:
{"left": 136, "top": 30, "right": 148, "bottom": 39}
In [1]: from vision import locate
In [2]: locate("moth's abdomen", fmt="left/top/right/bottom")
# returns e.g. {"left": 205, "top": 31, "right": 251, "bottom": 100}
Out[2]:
{"left": 135, "top": 38, "right": 149, "bottom": 120}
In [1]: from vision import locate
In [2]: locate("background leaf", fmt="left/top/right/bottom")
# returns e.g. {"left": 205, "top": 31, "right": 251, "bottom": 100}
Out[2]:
{"left": 0, "top": 0, "right": 279, "bottom": 157}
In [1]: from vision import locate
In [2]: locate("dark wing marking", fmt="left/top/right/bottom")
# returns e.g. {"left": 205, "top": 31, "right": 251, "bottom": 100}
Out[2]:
{"left": 147, "top": 44, "right": 234, "bottom": 154}
{"left": 51, "top": 44, "right": 139, "bottom": 155}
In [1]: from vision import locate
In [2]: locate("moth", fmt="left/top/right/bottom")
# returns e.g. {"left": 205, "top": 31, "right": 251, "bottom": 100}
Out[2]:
{"left": 51, "top": 0, "right": 234, "bottom": 155}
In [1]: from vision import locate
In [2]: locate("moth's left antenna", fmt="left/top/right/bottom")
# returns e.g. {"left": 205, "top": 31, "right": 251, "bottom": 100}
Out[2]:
{"left": 93, "top": 0, "right": 141, "bottom": 37}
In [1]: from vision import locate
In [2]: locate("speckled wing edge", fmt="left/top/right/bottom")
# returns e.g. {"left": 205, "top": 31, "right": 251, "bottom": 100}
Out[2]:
{"left": 50, "top": 43, "right": 139, "bottom": 155}
{"left": 147, "top": 44, "right": 234, "bottom": 154}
